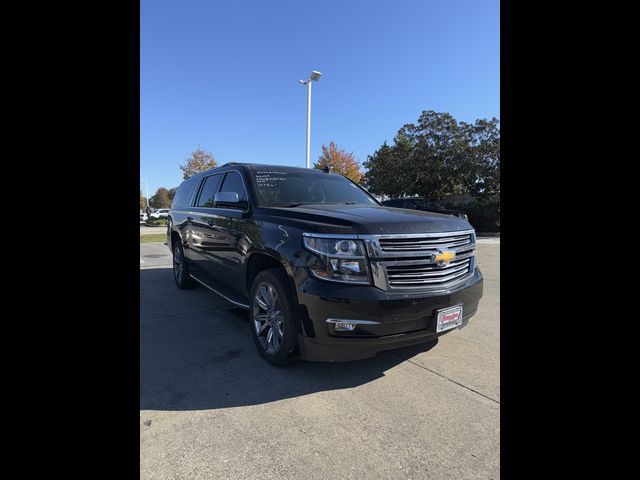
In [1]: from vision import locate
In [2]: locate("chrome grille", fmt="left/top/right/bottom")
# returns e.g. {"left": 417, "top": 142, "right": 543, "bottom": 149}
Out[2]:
{"left": 366, "top": 230, "right": 477, "bottom": 291}
{"left": 378, "top": 233, "right": 473, "bottom": 252}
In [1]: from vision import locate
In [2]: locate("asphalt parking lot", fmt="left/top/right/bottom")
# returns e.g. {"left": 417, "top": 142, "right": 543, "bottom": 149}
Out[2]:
{"left": 140, "top": 240, "right": 500, "bottom": 479}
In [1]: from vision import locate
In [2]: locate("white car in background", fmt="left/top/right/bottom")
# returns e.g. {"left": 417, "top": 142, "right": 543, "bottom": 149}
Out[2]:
{"left": 149, "top": 208, "right": 170, "bottom": 219}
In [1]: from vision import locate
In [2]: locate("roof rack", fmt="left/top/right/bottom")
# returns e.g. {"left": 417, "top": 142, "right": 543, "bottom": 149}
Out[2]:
{"left": 222, "top": 162, "right": 264, "bottom": 167}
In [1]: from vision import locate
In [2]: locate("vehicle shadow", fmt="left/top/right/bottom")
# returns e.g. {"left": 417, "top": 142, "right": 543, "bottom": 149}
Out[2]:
{"left": 140, "top": 267, "right": 438, "bottom": 411}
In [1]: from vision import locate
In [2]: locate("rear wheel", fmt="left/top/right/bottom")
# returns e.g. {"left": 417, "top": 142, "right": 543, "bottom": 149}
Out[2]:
{"left": 172, "top": 241, "right": 197, "bottom": 289}
{"left": 249, "top": 268, "right": 299, "bottom": 366}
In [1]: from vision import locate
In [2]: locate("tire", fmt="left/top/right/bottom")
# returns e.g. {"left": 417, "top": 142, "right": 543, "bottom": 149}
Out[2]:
{"left": 172, "top": 240, "right": 197, "bottom": 289}
{"left": 249, "top": 268, "right": 299, "bottom": 366}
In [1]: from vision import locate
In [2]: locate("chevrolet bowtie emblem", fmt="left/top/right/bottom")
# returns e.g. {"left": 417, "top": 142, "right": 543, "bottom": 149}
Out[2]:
{"left": 434, "top": 250, "right": 456, "bottom": 266}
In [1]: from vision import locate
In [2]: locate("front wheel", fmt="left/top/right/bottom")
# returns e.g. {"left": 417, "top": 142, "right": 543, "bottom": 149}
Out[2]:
{"left": 249, "top": 269, "right": 299, "bottom": 366}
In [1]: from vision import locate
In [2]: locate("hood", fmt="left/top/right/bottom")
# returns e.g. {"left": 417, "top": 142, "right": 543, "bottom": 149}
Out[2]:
{"left": 260, "top": 204, "right": 472, "bottom": 235}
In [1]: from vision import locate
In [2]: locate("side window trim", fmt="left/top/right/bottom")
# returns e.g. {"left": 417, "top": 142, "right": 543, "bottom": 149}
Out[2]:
{"left": 187, "top": 169, "right": 251, "bottom": 211}
{"left": 193, "top": 176, "right": 208, "bottom": 207}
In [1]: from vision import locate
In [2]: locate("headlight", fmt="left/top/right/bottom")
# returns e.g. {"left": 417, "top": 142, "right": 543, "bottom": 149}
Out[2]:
{"left": 303, "top": 235, "right": 371, "bottom": 284}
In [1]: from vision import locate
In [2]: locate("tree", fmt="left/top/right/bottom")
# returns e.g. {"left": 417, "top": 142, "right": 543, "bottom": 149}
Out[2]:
{"left": 140, "top": 190, "right": 147, "bottom": 210}
{"left": 363, "top": 110, "right": 499, "bottom": 200}
{"left": 168, "top": 187, "right": 178, "bottom": 202}
{"left": 149, "top": 187, "right": 172, "bottom": 208}
{"left": 180, "top": 147, "right": 218, "bottom": 179}
{"left": 314, "top": 142, "right": 363, "bottom": 183}
{"left": 362, "top": 134, "right": 414, "bottom": 197}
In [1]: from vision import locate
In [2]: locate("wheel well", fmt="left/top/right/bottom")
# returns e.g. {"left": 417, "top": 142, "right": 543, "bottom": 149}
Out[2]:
{"left": 246, "top": 253, "right": 285, "bottom": 293}
{"left": 171, "top": 231, "right": 181, "bottom": 249}
{"left": 245, "top": 253, "right": 314, "bottom": 338}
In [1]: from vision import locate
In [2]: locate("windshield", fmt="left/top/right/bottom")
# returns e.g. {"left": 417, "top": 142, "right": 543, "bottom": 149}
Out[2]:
{"left": 420, "top": 201, "right": 444, "bottom": 209}
{"left": 248, "top": 167, "right": 379, "bottom": 207}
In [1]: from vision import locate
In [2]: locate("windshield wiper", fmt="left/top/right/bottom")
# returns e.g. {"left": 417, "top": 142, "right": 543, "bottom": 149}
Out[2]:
{"left": 274, "top": 202, "right": 305, "bottom": 207}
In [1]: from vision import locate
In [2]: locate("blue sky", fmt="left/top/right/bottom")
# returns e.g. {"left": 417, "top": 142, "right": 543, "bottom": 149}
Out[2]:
{"left": 141, "top": 0, "right": 499, "bottom": 195}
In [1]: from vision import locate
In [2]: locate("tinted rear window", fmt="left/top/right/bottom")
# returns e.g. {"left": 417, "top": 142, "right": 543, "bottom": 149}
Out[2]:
{"left": 171, "top": 176, "right": 199, "bottom": 208}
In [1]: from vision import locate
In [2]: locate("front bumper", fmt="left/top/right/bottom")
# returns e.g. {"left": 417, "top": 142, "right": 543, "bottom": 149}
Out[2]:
{"left": 295, "top": 268, "right": 483, "bottom": 362}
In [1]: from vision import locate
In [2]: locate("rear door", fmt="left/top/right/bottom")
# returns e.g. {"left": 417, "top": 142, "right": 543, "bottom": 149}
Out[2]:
{"left": 169, "top": 175, "right": 201, "bottom": 251}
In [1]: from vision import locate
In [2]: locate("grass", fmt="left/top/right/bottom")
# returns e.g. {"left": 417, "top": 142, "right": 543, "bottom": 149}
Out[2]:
{"left": 140, "top": 234, "right": 167, "bottom": 244}
{"left": 145, "top": 219, "right": 168, "bottom": 226}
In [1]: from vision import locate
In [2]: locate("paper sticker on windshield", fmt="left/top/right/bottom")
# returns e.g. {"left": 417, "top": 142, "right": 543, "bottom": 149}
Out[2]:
{"left": 255, "top": 170, "right": 288, "bottom": 187}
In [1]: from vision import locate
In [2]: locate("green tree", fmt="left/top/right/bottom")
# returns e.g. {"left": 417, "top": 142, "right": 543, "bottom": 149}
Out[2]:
{"left": 180, "top": 147, "right": 218, "bottom": 179}
{"left": 363, "top": 110, "right": 499, "bottom": 200}
{"left": 314, "top": 142, "right": 363, "bottom": 183}
{"left": 462, "top": 118, "right": 500, "bottom": 198}
{"left": 140, "top": 190, "right": 147, "bottom": 210}
{"left": 362, "top": 133, "right": 414, "bottom": 196}
{"left": 149, "top": 187, "right": 172, "bottom": 208}
{"left": 168, "top": 187, "right": 178, "bottom": 202}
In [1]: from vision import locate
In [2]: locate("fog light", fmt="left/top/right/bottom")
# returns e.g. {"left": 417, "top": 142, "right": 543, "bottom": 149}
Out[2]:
{"left": 334, "top": 321, "right": 357, "bottom": 332}
{"left": 326, "top": 318, "right": 381, "bottom": 333}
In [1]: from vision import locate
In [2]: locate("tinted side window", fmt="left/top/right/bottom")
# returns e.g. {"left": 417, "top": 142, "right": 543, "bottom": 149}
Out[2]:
{"left": 171, "top": 177, "right": 198, "bottom": 208}
{"left": 404, "top": 200, "right": 416, "bottom": 208}
{"left": 220, "top": 171, "right": 247, "bottom": 201}
{"left": 196, "top": 174, "right": 223, "bottom": 207}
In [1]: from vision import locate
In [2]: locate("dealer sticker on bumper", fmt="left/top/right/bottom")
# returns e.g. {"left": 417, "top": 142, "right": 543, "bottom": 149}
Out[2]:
{"left": 435, "top": 305, "right": 464, "bottom": 332}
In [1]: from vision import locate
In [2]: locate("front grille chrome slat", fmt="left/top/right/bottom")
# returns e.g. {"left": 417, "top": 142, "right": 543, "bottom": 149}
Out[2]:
{"left": 387, "top": 262, "right": 470, "bottom": 278}
{"left": 379, "top": 239, "right": 470, "bottom": 250}
{"left": 371, "top": 230, "right": 476, "bottom": 290}
{"left": 386, "top": 258, "right": 469, "bottom": 271}
{"left": 382, "top": 251, "right": 475, "bottom": 267}
{"left": 380, "top": 236, "right": 469, "bottom": 245}
{"left": 388, "top": 268, "right": 470, "bottom": 285}
{"left": 379, "top": 233, "right": 472, "bottom": 252}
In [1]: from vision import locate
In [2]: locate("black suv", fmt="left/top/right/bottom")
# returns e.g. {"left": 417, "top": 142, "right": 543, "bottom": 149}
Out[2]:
{"left": 168, "top": 163, "right": 483, "bottom": 365}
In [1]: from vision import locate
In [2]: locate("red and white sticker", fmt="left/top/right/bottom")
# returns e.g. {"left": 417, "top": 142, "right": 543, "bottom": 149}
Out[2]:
{"left": 436, "top": 305, "right": 463, "bottom": 332}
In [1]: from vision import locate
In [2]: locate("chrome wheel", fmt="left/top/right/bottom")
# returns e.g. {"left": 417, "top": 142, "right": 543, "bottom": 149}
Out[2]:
{"left": 253, "top": 282, "right": 284, "bottom": 354}
{"left": 173, "top": 245, "right": 183, "bottom": 283}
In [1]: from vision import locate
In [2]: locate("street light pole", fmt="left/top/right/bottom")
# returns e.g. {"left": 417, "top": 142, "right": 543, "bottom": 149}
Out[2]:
{"left": 306, "top": 80, "right": 312, "bottom": 169}
{"left": 141, "top": 178, "right": 150, "bottom": 209}
{"left": 299, "top": 71, "right": 322, "bottom": 168}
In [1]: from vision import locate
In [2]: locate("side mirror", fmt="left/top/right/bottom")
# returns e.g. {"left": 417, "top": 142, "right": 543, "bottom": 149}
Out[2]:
{"left": 214, "top": 191, "right": 248, "bottom": 209}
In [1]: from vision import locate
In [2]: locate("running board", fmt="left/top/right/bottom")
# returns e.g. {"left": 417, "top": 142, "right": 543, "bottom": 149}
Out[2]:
{"left": 189, "top": 274, "right": 250, "bottom": 309}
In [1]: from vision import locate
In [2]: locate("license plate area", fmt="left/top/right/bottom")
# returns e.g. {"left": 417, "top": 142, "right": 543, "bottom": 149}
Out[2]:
{"left": 435, "top": 304, "right": 463, "bottom": 332}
